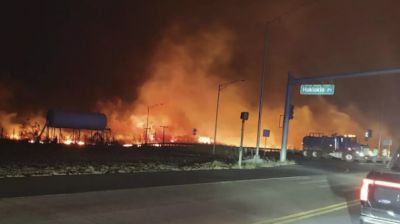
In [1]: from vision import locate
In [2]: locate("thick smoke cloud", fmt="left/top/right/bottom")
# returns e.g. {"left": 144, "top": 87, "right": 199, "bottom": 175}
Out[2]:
{"left": 1, "top": 0, "right": 400, "bottom": 147}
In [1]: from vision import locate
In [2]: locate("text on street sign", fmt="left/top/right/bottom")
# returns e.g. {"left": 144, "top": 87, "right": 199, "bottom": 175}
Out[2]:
{"left": 300, "top": 84, "right": 335, "bottom": 95}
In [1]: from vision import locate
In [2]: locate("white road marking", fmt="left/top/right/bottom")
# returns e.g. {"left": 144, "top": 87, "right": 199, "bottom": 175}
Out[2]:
{"left": 215, "top": 175, "right": 314, "bottom": 185}
{"left": 299, "top": 179, "right": 327, "bottom": 185}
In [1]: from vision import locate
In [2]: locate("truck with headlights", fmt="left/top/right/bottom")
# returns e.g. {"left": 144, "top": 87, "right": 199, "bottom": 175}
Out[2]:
{"left": 302, "top": 134, "right": 371, "bottom": 162}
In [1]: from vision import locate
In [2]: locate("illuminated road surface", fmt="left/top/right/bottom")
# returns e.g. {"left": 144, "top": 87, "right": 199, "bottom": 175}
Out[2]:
{"left": 0, "top": 161, "right": 383, "bottom": 224}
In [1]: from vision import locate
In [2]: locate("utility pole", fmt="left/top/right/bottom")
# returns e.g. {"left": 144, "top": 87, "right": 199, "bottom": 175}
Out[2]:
{"left": 160, "top": 126, "right": 168, "bottom": 146}
{"left": 377, "top": 100, "right": 385, "bottom": 152}
{"left": 59, "top": 128, "right": 62, "bottom": 144}
{"left": 212, "top": 80, "right": 245, "bottom": 155}
{"left": 145, "top": 106, "right": 150, "bottom": 144}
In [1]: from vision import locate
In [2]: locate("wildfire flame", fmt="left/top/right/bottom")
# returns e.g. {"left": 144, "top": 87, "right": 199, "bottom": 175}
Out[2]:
{"left": 198, "top": 136, "right": 212, "bottom": 144}
{"left": 0, "top": 25, "right": 394, "bottom": 149}
{"left": 95, "top": 26, "right": 393, "bottom": 149}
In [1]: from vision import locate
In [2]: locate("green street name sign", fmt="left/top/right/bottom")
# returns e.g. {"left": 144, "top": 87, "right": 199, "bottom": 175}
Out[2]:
{"left": 300, "top": 84, "right": 335, "bottom": 95}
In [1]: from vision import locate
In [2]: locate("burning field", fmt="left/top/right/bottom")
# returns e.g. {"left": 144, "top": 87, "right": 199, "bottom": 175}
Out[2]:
{"left": 0, "top": 25, "right": 392, "bottom": 149}
{"left": 1, "top": 0, "right": 399, "bottom": 150}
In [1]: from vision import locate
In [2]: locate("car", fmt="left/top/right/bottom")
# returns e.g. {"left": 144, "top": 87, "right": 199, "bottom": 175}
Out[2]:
{"left": 360, "top": 148, "right": 400, "bottom": 223}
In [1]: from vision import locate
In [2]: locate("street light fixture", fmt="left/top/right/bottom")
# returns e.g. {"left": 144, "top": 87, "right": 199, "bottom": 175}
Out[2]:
{"left": 212, "top": 79, "right": 245, "bottom": 154}
{"left": 145, "top": 103, "right": 163, "bottom": 145}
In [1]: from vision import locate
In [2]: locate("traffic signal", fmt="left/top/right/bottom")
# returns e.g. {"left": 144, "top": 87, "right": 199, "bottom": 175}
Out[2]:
{"left": 289, "top": 105, "right": 294, "bottom": 120}
{"left": 240, "top": 112, "right": 249, "bottom": 121}
{"left": 365, "top": 129, "right": 372, "bottom": 139}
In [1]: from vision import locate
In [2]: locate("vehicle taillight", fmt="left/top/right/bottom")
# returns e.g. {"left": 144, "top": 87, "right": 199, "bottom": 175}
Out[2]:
{"left": 374, "top": 180, "right": 400, "bottom": 189}
{"left": 360, "top": 178, "right": 374, "bottom": 201}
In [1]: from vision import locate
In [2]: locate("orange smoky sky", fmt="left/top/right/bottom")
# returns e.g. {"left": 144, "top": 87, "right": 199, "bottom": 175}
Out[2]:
{"left": 1, "top": 0, "right": 400, "bottom": 148}
{"left": 97, "top": 24, "right": 392, "bottom": 148}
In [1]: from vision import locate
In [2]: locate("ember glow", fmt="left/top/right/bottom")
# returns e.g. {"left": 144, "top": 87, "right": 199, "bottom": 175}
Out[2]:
{"left": 63, "top": 139, "right": 73, "bottom": 145}
{"left": 62, "top": 139, "right": 85, "bottom": 146}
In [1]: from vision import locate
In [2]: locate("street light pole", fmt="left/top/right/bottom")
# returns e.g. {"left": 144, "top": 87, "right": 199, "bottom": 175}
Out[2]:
{"left": 255, "top": 31, "right": 268, "bottom": 159}
{"left": 253, "top": 0, "right": 318, "bottom": 161}
{"left": 212, "top": 84, "right": 222, "bottom": 155}
{"left": 212, "top": 80, "right": 245, "bottom": 155}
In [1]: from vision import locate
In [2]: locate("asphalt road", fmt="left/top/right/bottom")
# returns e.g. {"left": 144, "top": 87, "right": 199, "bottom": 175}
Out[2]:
{"left": 0, "top": 160, "right": 386, "bottom": 224}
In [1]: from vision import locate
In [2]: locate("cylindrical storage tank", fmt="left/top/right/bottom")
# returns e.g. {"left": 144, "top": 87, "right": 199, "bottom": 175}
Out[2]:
{"left": 46, "top": 110, "right": 107, "bottom": 130}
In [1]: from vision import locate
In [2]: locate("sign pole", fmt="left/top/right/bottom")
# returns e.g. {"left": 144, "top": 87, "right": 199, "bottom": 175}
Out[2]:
{"left": 239, "top": 112, "right": 249, "bottom": 168}
{"left": 239, "top": 119, "right": 245, "bottom": 168}
{"left": 264, "top": 137, "right": 267, "bottom": 148}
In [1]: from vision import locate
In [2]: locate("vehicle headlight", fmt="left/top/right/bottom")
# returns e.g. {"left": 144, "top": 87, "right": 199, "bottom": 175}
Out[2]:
{"left": 368, "top": 151, "right": 374, "bottom": 156}
{"left": 359, "top": 152, "right": 364, "bottom": 157}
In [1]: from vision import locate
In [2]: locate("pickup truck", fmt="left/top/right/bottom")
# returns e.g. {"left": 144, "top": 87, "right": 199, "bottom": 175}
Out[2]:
{"left": 360, "top": 148, "right": 400, "bottom": 223}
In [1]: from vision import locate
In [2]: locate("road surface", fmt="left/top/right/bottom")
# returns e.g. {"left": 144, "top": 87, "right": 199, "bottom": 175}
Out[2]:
{"left": 0, "top": 160, "right": 385, "bottom": 224}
